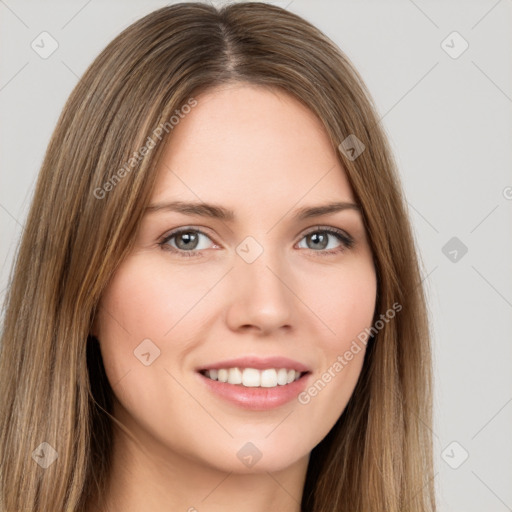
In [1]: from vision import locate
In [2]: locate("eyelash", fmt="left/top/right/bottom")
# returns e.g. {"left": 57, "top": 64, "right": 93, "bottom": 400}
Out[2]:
{"left": 158, "top": 226, "right": 354, "bottom": 258}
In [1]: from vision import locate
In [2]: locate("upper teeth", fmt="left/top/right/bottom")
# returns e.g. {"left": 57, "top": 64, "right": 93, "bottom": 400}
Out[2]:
{"left": 204, "top": 368, "right": 302, "bottom": 387}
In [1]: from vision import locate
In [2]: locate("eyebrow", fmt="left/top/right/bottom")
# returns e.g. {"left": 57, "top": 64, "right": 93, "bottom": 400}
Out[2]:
{"left": 145, "top": 200, "right": 360, "bottom": 221}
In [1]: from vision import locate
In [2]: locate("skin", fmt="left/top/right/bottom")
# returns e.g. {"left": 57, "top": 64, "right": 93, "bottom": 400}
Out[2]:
{"left": 91, "top": 83, "right": 377, "bottom": 512}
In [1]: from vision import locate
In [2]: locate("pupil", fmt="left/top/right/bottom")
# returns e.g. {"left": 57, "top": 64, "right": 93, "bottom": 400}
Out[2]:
{"left": 174, "top": 232, "right": 330, "bottom": 251}
{"left": 177, "top": 232, "right": 198, "bottom": 250}
{"left": 309, "top": 232, "right": 327, "bottom": 250}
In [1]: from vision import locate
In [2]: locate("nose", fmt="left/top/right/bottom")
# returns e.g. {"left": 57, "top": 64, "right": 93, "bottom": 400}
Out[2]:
{"left": 225, "top": 249, "right": 294, "bottom": 336}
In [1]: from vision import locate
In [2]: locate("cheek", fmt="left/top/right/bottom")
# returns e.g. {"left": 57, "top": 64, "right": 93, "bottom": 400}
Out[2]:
{"left": 311, "top": 257, "right": 377, "bottom": 348}
{"left": 95, "top": 252, "right": 235, "bottom": 406}
{"left": 295, "top": 258, "right": 376, "bottom": 434}
{"left": 97, "top": 254, "right": 216, "bottom": 344}
{"left": 92, "top": 257, "right": 164, "bottom": 417}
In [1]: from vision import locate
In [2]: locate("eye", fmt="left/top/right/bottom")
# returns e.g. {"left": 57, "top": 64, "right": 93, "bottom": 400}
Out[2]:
{"left": 159, "top": 228, "right": 217, "bottom": 257}
{"left": 159, "top": 226, "right": 354, "bottom": 258}
{"left": 296, "top": 227, "right": 354, "bottom": 255}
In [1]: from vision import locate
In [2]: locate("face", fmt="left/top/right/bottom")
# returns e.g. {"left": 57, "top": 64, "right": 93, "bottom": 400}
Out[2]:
{"left": 94, "top": 83, "right": 377, "bottom": 475}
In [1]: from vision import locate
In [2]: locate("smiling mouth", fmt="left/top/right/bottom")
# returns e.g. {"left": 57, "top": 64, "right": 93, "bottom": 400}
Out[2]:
{"left": 199, "top": 367, "right": 309, "bottom": 388}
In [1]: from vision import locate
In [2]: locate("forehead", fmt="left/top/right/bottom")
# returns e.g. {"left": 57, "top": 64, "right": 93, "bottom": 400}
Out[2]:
{"left": 151, "top": 83, "right": 355, "bottom": 207}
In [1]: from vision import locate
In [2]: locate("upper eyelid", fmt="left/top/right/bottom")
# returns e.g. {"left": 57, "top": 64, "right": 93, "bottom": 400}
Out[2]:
{"left": 160, "top": 225, "right": 353, "bottom": 247}
{"left": 160, "top": 226, "right": 216, "bottom": 244}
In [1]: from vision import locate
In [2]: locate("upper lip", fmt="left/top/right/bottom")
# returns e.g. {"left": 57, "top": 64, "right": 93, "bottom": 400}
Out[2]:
{"left": 197, "top": 356, "right": 311, "bottom": 373}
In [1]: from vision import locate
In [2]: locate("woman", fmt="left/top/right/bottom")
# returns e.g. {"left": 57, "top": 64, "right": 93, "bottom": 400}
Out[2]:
{"left": 0, "top": 2, "right": 436, "bottom": 511}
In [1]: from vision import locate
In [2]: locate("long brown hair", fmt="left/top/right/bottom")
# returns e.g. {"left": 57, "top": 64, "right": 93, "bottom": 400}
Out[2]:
{"left": 0, "top": 3, "right": 435, "bottom": 510}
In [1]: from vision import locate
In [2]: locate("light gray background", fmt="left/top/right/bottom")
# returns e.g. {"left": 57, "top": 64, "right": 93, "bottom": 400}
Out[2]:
{"left": 1, "top": 1, "right": 511, "bottom": 510}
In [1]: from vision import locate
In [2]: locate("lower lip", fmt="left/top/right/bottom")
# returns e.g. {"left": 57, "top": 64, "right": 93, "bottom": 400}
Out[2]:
{"left": 198, "top": 372, "right": 311, "bottom": 411}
